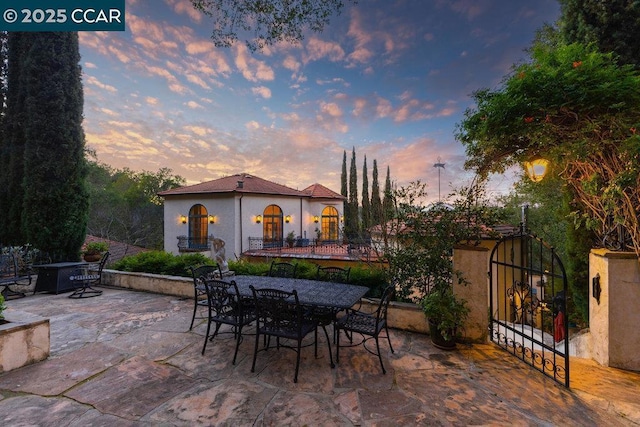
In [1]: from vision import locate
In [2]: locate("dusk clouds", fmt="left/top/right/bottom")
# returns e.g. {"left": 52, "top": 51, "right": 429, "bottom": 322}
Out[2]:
{"left": 80, "top": 0, "right": 560, "bottom": 202}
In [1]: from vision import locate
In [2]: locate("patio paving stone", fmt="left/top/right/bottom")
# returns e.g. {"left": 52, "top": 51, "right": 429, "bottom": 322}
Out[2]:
{"left": 0, "top": 286, "right": 639, "bottom": 426}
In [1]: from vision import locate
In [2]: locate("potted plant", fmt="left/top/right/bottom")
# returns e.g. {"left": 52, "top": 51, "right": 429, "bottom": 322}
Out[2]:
{"left": 83, "top": 241, "right": 109, "bottom": 262}
{"left": 421, "top": 287, "right": 469, "bottom": 349}
{"left": 381, "top": 183, "right": 496, "bottom": 349}
{"left": 285, "top": 231, "right": 296, "bottom": 248}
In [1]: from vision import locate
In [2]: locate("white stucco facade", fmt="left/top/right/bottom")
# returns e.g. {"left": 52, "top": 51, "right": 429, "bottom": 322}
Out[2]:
{"left": 160, "top": 174, "right": 344, "bottom": 260}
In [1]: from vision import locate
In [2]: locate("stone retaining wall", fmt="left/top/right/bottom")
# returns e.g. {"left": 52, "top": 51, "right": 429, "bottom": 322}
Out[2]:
{"left": 0, "top": 312, "right": 49, "bottom": 373}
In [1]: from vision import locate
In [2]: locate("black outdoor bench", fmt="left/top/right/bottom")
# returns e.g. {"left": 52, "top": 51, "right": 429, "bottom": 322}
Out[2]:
{"left": 0, "top": 252, "right": 31, "bottom": 300}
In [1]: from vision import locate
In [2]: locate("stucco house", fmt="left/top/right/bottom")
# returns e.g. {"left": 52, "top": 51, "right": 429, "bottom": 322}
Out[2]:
{"left": 158, "top": 173, "right": 345, "bottom": 259}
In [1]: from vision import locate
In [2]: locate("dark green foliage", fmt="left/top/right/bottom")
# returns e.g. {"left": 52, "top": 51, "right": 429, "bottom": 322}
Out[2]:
{"left": 19, "top": 33, "right": 88, "bottom": 261}
{"left": 382, "top": 166, "right": 393, "bottom": 222}
{"left": 347, "top": 264, "right": 386, "bottom": 297}
{"left": 341, "top": 150, "right": 347, "bottom": 230}
{"left": 190, "top": 0, "right": 356, "bottom": 52}
{"left": 1, "top": 33, "right": 29, "bottom": 245}
{"left": 384, "top": 182, "right": 502, "bottom": 304}
{"left": 457, "top": 42, "right": 640, "bottom": 259}
{"left": 112, "top": 252, "right": 387, "bottom": 295}
{"left": 361, "top": 156, "right": 371, "bottom": 230}
{"left": 228, "top": 259, "right": 271, "bottom": 276}
{"left": 370, "top": 160, "right": 382, "bottom": 226}
{"left": 346, "top": 147, "right": 359, "bottom": 238}
{"left": 86, "top": 161, "right": 184, "bottom": 248}
{"left": 112, "top": 250, "right": 213, "bottom": 277}
{"left": 563, "top": 191, "right": 593, "bottom": 326}
{"left": 559, "top": 0, "right": 640, "bottom": 69}
{"left": 0, "top": 32, "right": 7, "bottom": 244}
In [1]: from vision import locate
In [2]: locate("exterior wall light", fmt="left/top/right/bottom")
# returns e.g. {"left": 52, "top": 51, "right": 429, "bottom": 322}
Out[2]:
{"left": 180, "top": 215, "right": 187, "bottom": 224}
{"left": 313, "top": 215, "right": 319, "bottom": 223}
{"left": 524, "top": 157, "right": 549, "bottom": 182}
{"left": 256, "top": 215, "right": 262, "bottom": 224}
{"left": 208, "top": 215, "right": 216, "bottom": 224}
{"left": 340, "top": 215, "right": 344, "bottom": 222}
{"left": 285, "top": 215, "right": 291, "bottom": 223}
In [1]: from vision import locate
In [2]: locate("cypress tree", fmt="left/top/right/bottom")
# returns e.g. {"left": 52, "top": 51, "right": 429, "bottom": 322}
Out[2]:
{"left": 348, "top": 147, "right": 359, "bottom": 237}
{"left": 1, "top": 33, "right": 29, "bottom": 245}
{"left": 382, "top": 166, "right": 393, "bottom": 221}
{"left": 370, "top": 159, "right": 382, "bottom": 225}
{"left": 0, "top": 32, "right": 7, "bottom": 244}
{"left": 361, "top": 155, "right": 371, "bottom": 231}
{"left": 340, "top": 150, "right": 347, "bottom": 233}
{"left": 21, "top": 33, "right": 88, "bottom": 260}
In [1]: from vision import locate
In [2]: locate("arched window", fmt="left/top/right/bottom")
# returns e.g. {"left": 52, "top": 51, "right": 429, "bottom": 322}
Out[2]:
{"left": 263, "top": 205, "right": 283, "bottom": 247}
{"left": 321, "top": 206, "right": 339, "bottom": 242}
{"left": 189, "top": 204, "right": 208, "bottom": 249}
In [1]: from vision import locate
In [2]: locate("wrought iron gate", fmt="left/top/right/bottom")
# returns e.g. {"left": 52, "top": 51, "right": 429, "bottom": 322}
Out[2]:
{"left": 489, "top": 229, "right": 569, "bottom": 387}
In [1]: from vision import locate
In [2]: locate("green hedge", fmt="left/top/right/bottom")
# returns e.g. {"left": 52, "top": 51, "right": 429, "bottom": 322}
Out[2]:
{"left": 111, "top": 251, "right": 214, "bottom": 277}
{"left": 112, "top": 251, "right": 388, "bottom": 296}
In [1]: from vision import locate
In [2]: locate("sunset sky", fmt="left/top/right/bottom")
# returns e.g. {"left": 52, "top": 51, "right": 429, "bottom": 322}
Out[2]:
{"left": 79, "top": 0, "right": 561, "bottom": 202}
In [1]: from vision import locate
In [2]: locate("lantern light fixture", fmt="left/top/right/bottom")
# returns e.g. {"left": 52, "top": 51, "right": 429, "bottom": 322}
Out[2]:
{"left": 524, "top": 156, "right": 549, "bottom": 182}
{"left": 313, "top": 215, "right": 319, "bottom": 223}
{"left": 256, "top": 215, "right": 262, "bottom": 224}
{"left": 180, "top": 215, "right": 187, "bottom": 224}
{"left": 208, "top": 215, "right": 216, "bottom": 224}
{"left": 285, "top": 214, "right": 291, "bottom": 223}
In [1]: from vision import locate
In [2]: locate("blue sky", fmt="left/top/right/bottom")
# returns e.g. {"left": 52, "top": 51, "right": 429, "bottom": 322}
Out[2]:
{"left": 80, "top": 0, "right": 561, "bottom": 202}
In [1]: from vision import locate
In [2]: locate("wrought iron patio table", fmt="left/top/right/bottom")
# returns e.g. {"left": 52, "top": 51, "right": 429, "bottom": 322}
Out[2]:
{"left": 230, "top": 275, "right": 369, "bottom": 379}
{"left": 230, "top": 275, "right": 369, "bottom": 311}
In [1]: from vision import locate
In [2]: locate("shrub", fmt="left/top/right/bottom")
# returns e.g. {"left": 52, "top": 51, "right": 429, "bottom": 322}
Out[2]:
{"left": 112, "top": 252, "right": 388, "bottom": 295}
{"left": 112, "top": 251, "right": 213, "bottom": 277}
{"left": 0, "top": 294, "right": 6, "bottom": 320}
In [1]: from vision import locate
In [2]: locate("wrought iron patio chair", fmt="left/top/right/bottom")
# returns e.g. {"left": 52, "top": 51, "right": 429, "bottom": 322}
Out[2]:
{"left": 202, "top": 279, "right": 256, "bottom": 364}
{"left": 189, "top": 264, "right": 223, "bottom": 330}
{"left": 335, "top": 285, "right": 395, "bottom": 374}
{"left": 316, "top": 265, "right": 351, "bottom": 283}
{"left": 267, "top": 261, "right": 298, "bottom": 278}
{"left": 0, "top": 252, "right": 28, "bottom": 300}
{"left": 250, "top": 285, "right": 332, "bottom": 383}
{"left": 312, "top": 265, "right": 353, "bottom": 342}
{"left": 69, "top": 251, "right": 110, "bottom": 299}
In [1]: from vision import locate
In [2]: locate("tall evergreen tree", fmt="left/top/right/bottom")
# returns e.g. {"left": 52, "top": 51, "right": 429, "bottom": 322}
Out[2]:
{"left": 1, "top": 33, "right": 29, "bottom": 245}
{"left": 361, "top": 155, "right": 371, "bottom": 231}
{"left": 370, "top": 159, "right": 382, "bottom": 226}
{"left": 382, "top": 166, "right": 393, "bottom": 222}
{"left": 0, "top": 32, "right": 8, "bottom": 244}
{"left": 20, "top": 33, "right": 88, "bottom": 260}
{"left": 340, "top": 150, "right": 347, "bottom": 234}
{"left": 347, "top": 147, "right": 359, "bottom": 237}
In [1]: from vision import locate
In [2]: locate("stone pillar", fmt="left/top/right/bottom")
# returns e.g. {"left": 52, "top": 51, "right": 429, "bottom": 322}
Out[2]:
{"left": 589, "top": 249, "right": 640, "bottom": 371}
{"left": 453, "top": 245, "right": 490, "bottom": 342}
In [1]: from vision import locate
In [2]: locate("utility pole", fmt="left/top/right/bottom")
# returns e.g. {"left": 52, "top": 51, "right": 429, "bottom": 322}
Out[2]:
{"left": 433, "top": 157, "right": 445, "bottom": 202}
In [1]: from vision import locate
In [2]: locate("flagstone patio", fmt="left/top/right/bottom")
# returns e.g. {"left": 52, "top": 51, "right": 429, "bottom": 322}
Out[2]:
{"left": 0, "top": 287, "right": 638, "bottom": 425}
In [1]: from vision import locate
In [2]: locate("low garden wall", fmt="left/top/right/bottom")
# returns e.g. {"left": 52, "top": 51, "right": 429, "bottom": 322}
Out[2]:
{"left": 102, "top": 269, "right": 429, "bottom": 334}
{"left": 0, "top": 311, "right": 49, "bottom": 373}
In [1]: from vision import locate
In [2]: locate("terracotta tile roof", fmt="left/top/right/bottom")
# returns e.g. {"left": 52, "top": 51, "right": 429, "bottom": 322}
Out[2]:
{"left": 301, "top": 183, "right": 345, "bottom": 200}
{"left": 158, "top": 173, "right": 311, "bottom": 197}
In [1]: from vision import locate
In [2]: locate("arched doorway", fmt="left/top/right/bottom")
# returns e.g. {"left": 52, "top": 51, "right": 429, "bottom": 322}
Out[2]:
{"left": 263, "top": 204, "right": 283, "bottom": 247}
{"left": 189, "top": 204, "right": 208, "bottom": 249}
{"left": 321, "top": 206, "right": 339, "bottom": 242}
